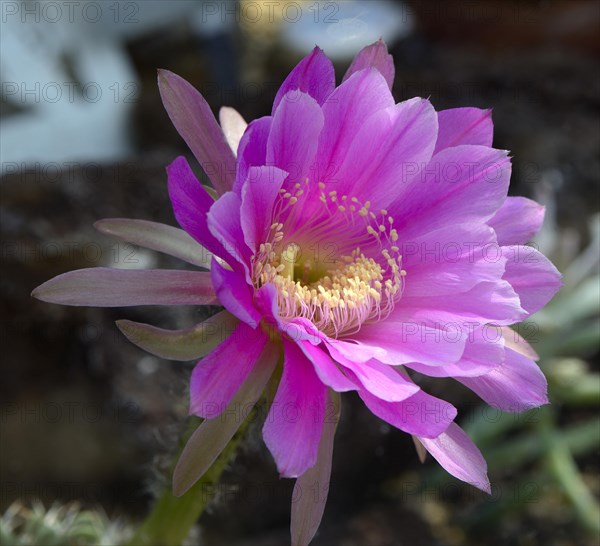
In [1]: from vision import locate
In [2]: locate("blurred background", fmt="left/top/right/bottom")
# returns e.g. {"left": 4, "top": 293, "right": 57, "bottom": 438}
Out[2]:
{"left": 1, "top": 1, "right": 599, "bottom": 545}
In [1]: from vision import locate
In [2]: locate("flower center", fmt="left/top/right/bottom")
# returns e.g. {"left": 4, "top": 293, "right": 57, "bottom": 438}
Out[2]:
{"left": 251, "top": 182, "right": 405, "bottom": 338}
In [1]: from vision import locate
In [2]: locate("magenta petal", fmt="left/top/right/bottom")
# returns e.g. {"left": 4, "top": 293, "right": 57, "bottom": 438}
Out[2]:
{"left": 316, "top": 68, "right": 394, "bottom": 183}
{"left": 291, "top": 391, "right": 340, "bottom": 546}
{"left": 343, "top": 39, "right": 394, "bottom": 89}
{"left": 253, "top": 282, "right": 280, "bottom": 322}
{"left": 241, "top": 165, "right": 288, "bottom": 253}
{"left": 434, "top": 107, "right": 493, "bottom": 154}
{"left": 189, "top": 322, "right": 270, "bottom": 418}
{"left": 158, "top": 70, "right": 236, "bottom": 195}
{"left": 398, "top": 280, "right": 527, "bottom": 326}
{"left": 328, "top": 349, "right": 419, "bottom": 402}
{"left": 502, "top": 245, "right": 562, "bottom": 315}
{"left": 418, "top": 422, "right": 491, "bottom": 493}
{"left": 401, "top": 223, "right": 505, "bottom": 298}
{"left": 488, "top": 197, "right": 545, "bottom": 245}
{"left": 354, "top": 319, "right": 467, "bottom": 368}
{"left": 210, "top": 260, "right": 261, "bottom": 328}
{"left": 390, "top": 145, "right": 512, "bottom": 240}
{"left": 31, "top": 268, "right": 218, "bottom": 307}
{"left": 342, "top": 97, "right": 438, "bottom": 209}
{"left": 206, "top": 191, "right": 251, "bottom": 268}
{"left": 167, "top": 156, "right": 232, "bottom": 266}
{"left": 266, "top": 92, "right": 324, "bottom": 185}
{"left": 458, "top": 347, "right": 548, "bottom": 412}
{"left": 235, "top": 116, "right": 272, "bottom": 193}
{"left": 359, "top": 386, "right": 457, "bottom": 439}
{"left": 323, "top": 337, "right": 386, "bottom": 364}
{"left": 263, "top": 339, "right": 328, "bottom": 477}
{"left": 272, "top": 47, "right": 335, "bottom": 113}
{"left": 406, "top": 327, "right": 505, "bottom": 378}
{"left": 254, "top": 287, "right": 325, "bottom": 346}
{"left": 174, "top": 339, "right": 277, "bottom": 496}
{"left": 297, "top": 341, "right": 357, "bottom": 392}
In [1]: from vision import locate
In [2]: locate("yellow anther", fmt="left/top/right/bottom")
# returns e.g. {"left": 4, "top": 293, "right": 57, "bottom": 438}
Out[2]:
{"left": 251, "top": 183, "right": 405, "bottom": 338}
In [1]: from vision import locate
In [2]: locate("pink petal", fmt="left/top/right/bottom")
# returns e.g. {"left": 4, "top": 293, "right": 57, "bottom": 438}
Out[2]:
{"left": 343, "top": 38, "right": 395, "bottom": 89}
{"left": 323, "top": 337, "right": 386, "bottom": 364}
{"left": 266, "top": 91, "right": 324, "bottom": 187}
{"left": 297, "top": 341, "right": 357, "bottom": 392}
{"left": 341, "top": 98, "right": 438, "bottom": 210}
{"left": 400, "top": 223, "right": 505, "bottom": 298}
{"left": 359, "top": 386, "right": 457, "bottom": 439}
{"left": 253, "top": 282, "right": 281, "bottom": 323}
{"left": 316, "top": 68, "right": 394, "bottom": 183}
{"left": 189, "top": 322, "right": 270, "bottom": 418}
{"left": 434, "top": 107, "right": 493, "bottom": 154}
{"left": 488, "top": 197, "right": 545, "bottom": 245}
{"left": 240, "top": 165, "right": 288, "bottom": 254}
{"left": 206, "top": 191, "right": 251, "bottom": 268}
{"left": 458, "top": 347, "right": 548, "bottom": 412}
{"left": 31, "top": 268, "right": 218, "bottom": 307}
{"left": 263, "top": 339, "right": 328, "bottom": 477}
{"left": 354, "top": 318, "right": 467, "bottom": 368}
{"left": 210, "top": 259, "right": 261, "bottom": 328}
{"left": 291, "top": 391, "right": 340, "bottom": 546}
{"left": 116, "top": 311, "right": 239, "bottom": 361}
{"left": 397, "top": 280, "right": 527, "bottom": 326}
{"left": 174, "top": 341, "right": 278, "bottom": 496}
{"left": 272, "top": 47, "right": 335, "bottom": 113}
{"left": 167, "top": 156, "right": 233, "bottom": 266}
{"left": 327, "top": 347, "right": 419, "bottom": 402}
{"left": 418, "top": 422, "right": 491, "bottom": 493}
{"left": 389, "top": 145, "right": 512, "bottom": 240}
{"left": 235, "top": 116, "right": 272, "bottom": 193}
{"left": 502, "top": 245, "right": 562, "bottom": 315}
{"left": 253, "top": 287, "right": 326, "bottom": 347}
{"left": 158, "top": 70, "right": 236, "bottom": 195}
{"left": 406, "top": 326, "right": 505, "bottom": 378}
{"left": 94, "top": 218, "right": 211, "bottom": 269}
{"left": 219, "top": 106, "right": 247, "bottom": 156}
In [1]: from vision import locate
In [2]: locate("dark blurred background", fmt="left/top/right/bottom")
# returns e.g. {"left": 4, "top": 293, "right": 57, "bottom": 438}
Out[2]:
{"left": 1, "top": 1, "right": 599, "bottom": 545}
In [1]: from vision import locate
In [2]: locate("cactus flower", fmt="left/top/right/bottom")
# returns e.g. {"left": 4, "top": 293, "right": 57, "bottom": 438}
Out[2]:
{"left": 32, "top": 40, "right": 562, "bottom": 545}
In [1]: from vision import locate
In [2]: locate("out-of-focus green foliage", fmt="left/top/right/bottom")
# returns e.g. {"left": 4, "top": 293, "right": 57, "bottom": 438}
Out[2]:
{"left": 386, "top": 210, "right": 600, "bottom": 545}
{"left": 0, "top": 501, "right": 130, "bottom": 546}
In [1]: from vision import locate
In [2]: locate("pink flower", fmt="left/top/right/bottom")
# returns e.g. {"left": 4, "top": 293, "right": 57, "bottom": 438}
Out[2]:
{"left": 32, "top": 40, "right": 561, "bottom": 544}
